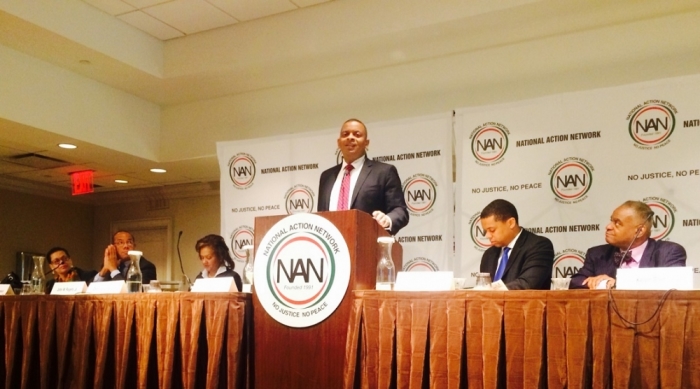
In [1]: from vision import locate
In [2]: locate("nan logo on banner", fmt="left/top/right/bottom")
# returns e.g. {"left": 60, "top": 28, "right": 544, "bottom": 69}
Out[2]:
{"left": 553, "top": 249, "right": 585, "bottom": 278}
{"left": 470, "top": 122, "right": 509, "bottom": 166}
{"left": 229, "top": 152, "right": 257, "bottom": 189}
{"left": 548, "top": 157, "right": 594, "bottom": 204}
{"left": 626, "top": 100, "right": 677, "bottom": 150}
{"left": 230, "top": 225, "right": 254, "bottom": 263}
{"left": 469, "top": 212, "right": 491, "bottom": 251}
{"left": 285, "top": 184, "right": 315, "bottom": 214}
{"left": 403, "top": 257, "right": 440, "bottom": 272}
{"left": 644, "top": 196, "right": 677, "bottom": 240}
{"left": 402, "top": 173, "right": 438, "bottom": 217}
{"left": 254, "top": 213, "right": 350, "bottom": 328}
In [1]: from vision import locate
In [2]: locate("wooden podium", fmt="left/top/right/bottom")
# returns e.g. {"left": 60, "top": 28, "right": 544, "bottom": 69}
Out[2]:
{"left": 252, "top": 210, "right": 402, "bottom": 389}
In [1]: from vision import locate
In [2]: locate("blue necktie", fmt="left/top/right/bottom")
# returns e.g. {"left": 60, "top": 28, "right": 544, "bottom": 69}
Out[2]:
{"left": 494, "top": 247, "right": 510, "bottom": 282}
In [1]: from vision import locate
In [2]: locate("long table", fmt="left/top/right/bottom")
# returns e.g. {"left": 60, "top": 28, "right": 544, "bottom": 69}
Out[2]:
{"left": 0, "top": 292, "right": 251, "bottom": 389}
{"left": 343, "top": 290, "right": 700, "bottom": 389}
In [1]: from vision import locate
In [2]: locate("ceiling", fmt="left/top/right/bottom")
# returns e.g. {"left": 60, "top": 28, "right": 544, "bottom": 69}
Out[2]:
{"left": 1, "top": 0, "right": 700, "bottom": 204}
{"left": 82, "top": 0, "right": 331, "bottom": 40}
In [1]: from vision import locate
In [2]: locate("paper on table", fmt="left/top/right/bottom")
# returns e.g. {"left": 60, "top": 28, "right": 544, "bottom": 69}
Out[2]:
{"left": 490, "top": 280, "right": 509, "bottom": 291}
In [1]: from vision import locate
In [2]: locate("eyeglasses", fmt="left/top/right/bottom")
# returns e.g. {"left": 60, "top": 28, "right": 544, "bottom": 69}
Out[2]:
{"left": 50, "top": 255, "right": 70, "bottom": 265}
{"left": 114, "top": 240, "right": 134, "bottom": 247}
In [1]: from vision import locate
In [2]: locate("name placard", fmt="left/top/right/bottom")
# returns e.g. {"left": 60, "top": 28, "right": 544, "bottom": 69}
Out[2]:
{"left": 191, "top": 277, "right": 239, "bottom": 292}
{"left": 86, "top": 280, "right": 127, "bottom": 294}
{"left": 50, "top": 281, "right": 88, "bottom": 295}
{"left": 617, "top": 266, "right": 694, "bottom": 290}
{"left": 0, "top": 285, "right": 14, "bottom": 295}
{"left": 394, "top": 271, "right": 454, "bottom": 291}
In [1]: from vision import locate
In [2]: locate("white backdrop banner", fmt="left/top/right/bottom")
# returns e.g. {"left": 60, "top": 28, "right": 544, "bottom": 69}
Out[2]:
{"left": 217, "top": 114, "right": 454, "bottom": 274}
{"left": 455, "top": 74, "right": 700, "bottom": 286}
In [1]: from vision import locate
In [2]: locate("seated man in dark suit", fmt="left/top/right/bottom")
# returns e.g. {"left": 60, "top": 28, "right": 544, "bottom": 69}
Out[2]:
{"left": 570, "top": 200, "right": 686, "bottom": 289}
{"left": 93, "top": 231, "right": 157, "bottom": 284}
{"left": 317, "top": 118, "right": 409, "bottom": 235}
{"left": 45, "top": 247, "right": 97, "bottom": 293}
{"left": 479, "top": 199, "right": 554, "bottom": 290}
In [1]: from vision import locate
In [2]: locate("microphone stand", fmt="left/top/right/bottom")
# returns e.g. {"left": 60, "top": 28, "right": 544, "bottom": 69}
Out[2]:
{"left": 43, "top": 260, "right": 65, "bottom": 277}
{"left": 177, "top": 231, "right": 192, "bottom": 291}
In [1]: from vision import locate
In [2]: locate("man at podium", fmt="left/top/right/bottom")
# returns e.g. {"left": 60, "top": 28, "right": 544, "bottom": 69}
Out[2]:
{"left": 317, "top": 118, "right": 409, "bottom": 235}
{"left": 570, "top": 200, "right": 686, "bottom": 289}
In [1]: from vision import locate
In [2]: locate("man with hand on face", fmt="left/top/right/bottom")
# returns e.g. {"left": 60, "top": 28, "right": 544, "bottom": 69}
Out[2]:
{"left": 570, "top": 200, "right": 686, "bottom": 289}
{"left": 317, "top": 118, "right": 409, "bottom": 235}
{"left": 45, "top": 247, "right": 97, "bottom": 293}
{"left": 93, "top": 231, "right": 158, "bottom": 284}
{"left": 479, "top": 199, "right": 554, "bottom": 290}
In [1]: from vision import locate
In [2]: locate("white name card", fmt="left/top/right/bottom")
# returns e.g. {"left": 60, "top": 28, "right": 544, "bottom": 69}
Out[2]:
{"left": 86, "top": 280, "right": 127, "bottom": 294}
{"left": 394, "top": 271, "right": 454, "bottom": 291}
{"left": 51, "top": 281, "right": 87, "bottom": 295}
{"left": 191, "top": 277, "right": 239, "bottom": 293}
{"left": 617, "top": 266, "right": 694, "bottom": 290}
{"left": 0, "top": 285, "right": 14, "bottom": 295}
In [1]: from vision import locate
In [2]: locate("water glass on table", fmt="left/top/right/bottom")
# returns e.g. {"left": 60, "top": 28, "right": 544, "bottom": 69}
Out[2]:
{"left": 550, "top": 278, "right": 571, "bottom": 290}
{"left": 474, "top": 272, "right": 492, "bottom": 290}
{"left": 148, "top": 280, "right": 162, "bottom": 293}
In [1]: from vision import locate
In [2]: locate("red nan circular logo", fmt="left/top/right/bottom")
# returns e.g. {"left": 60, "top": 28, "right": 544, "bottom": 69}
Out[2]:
{"left": 228, "top": 153, "right": 257, "bottom": 189}
{"left": 628, "top": 102, "right": 676, "bottom": 146}
{"left": 470, "top": 123, "right": 509, "bottom": 165}
{"left": 644, "top": 197, "right": 676, "bottom": 240}
{"left": 230, "top": 225, "right": 255, "bottom": 263}
{"left": 254, "top": 214, "right": 350, "bottom": 328}
{"left": 548, "top": 157, "right": 594, "bottom": 203}
{"left": 402, "top": 174, "right": 437, "bottom": 217}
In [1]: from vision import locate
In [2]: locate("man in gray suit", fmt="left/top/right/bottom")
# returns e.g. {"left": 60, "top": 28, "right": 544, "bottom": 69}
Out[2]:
{"left": 570, "top": 200, "right": 686, "bottom": 289}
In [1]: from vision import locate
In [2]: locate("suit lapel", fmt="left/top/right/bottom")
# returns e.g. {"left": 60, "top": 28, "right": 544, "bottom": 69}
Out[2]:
{"left": 638, "top": 238, "right": 655, "bottom": 268}
{"left": 350, "top": 158, "right": 373, "bottom": 208}
{"left": 322, "top": 164, "right": 342, "bottom": 210}
{"left": 503, "top": 229, "right": 527, "bottom": 276}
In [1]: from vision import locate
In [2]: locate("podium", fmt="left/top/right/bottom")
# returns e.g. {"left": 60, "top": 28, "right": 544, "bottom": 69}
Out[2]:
{"left": 252, "top": 210, "right": 402, "bottom": 388}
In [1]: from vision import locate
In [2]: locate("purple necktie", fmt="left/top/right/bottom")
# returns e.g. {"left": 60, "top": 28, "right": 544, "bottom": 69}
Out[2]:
{"left": 613, "top": 251, "right": 633, "bottom": 267}
{"left": 337, "top": 164, "right": 354, "bottom": 210}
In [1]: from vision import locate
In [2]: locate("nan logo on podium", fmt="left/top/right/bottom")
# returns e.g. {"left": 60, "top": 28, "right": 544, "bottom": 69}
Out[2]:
{"left": 254, "top": 213, "right": 350, "bottom": 328}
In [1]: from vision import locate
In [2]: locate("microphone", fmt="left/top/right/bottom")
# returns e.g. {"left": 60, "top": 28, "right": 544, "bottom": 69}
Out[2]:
{"left": 43, "top": 260, "right": 65, "bottom": 276}
{"left": 618, "top": 212, "right": 654, "bottom": 268}
{"left": 177, "top": 231, "right": 192, "bottom": 289}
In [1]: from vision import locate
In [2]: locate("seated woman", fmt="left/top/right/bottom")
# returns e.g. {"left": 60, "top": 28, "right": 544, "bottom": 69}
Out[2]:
{"left": 45, "top": 247, "right": 98, "bottom": 293}
{"left": 195, "top": 234, "right": 243, "bottom": 291}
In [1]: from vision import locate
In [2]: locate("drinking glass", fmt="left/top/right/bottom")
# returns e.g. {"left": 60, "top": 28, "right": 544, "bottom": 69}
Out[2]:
{"left": 21, "top": 283, "right": 32, "bottom": 295}
{"left": 550, "top": 278, "right": 571, "bottom": 290}
{"left": 148, "top": 280, "right": 162, "bottom": 293}
{"left": 474, "top": 273, "right": 492, "bottom": 290}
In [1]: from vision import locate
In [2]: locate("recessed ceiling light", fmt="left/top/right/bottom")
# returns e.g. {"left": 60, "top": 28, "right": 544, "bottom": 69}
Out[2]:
{"left": 115, "top": 179, "right": 128, "bottom": 184}
{"left": 150, "top": 168, "right": 167, "bottom": 173}
{"left": 58, "top": 143, "right": 77, "bottom": 149}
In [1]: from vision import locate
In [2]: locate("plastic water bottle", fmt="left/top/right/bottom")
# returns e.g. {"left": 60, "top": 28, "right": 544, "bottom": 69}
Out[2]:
{"left": 376, "top": 237, "right": 395, "bottom": 291}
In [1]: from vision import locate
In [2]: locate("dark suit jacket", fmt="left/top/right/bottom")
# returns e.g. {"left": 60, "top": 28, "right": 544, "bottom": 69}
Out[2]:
{"left": 479, "top": 229, "right": 554, "bottom": 290}
{"left": 105, "top": 256, "right": 158, "bottom": 284}
{"left": 195, "top": 268, "right": 243, "bottom": 292}
{"left": 569, "top": 238, "right": 687, "bottom": 289}
{"left": 317, "top": 158, "right": 409, "bottom": 235}
{"left": 46, "top": 267, "right": 98, "bottom": 294}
